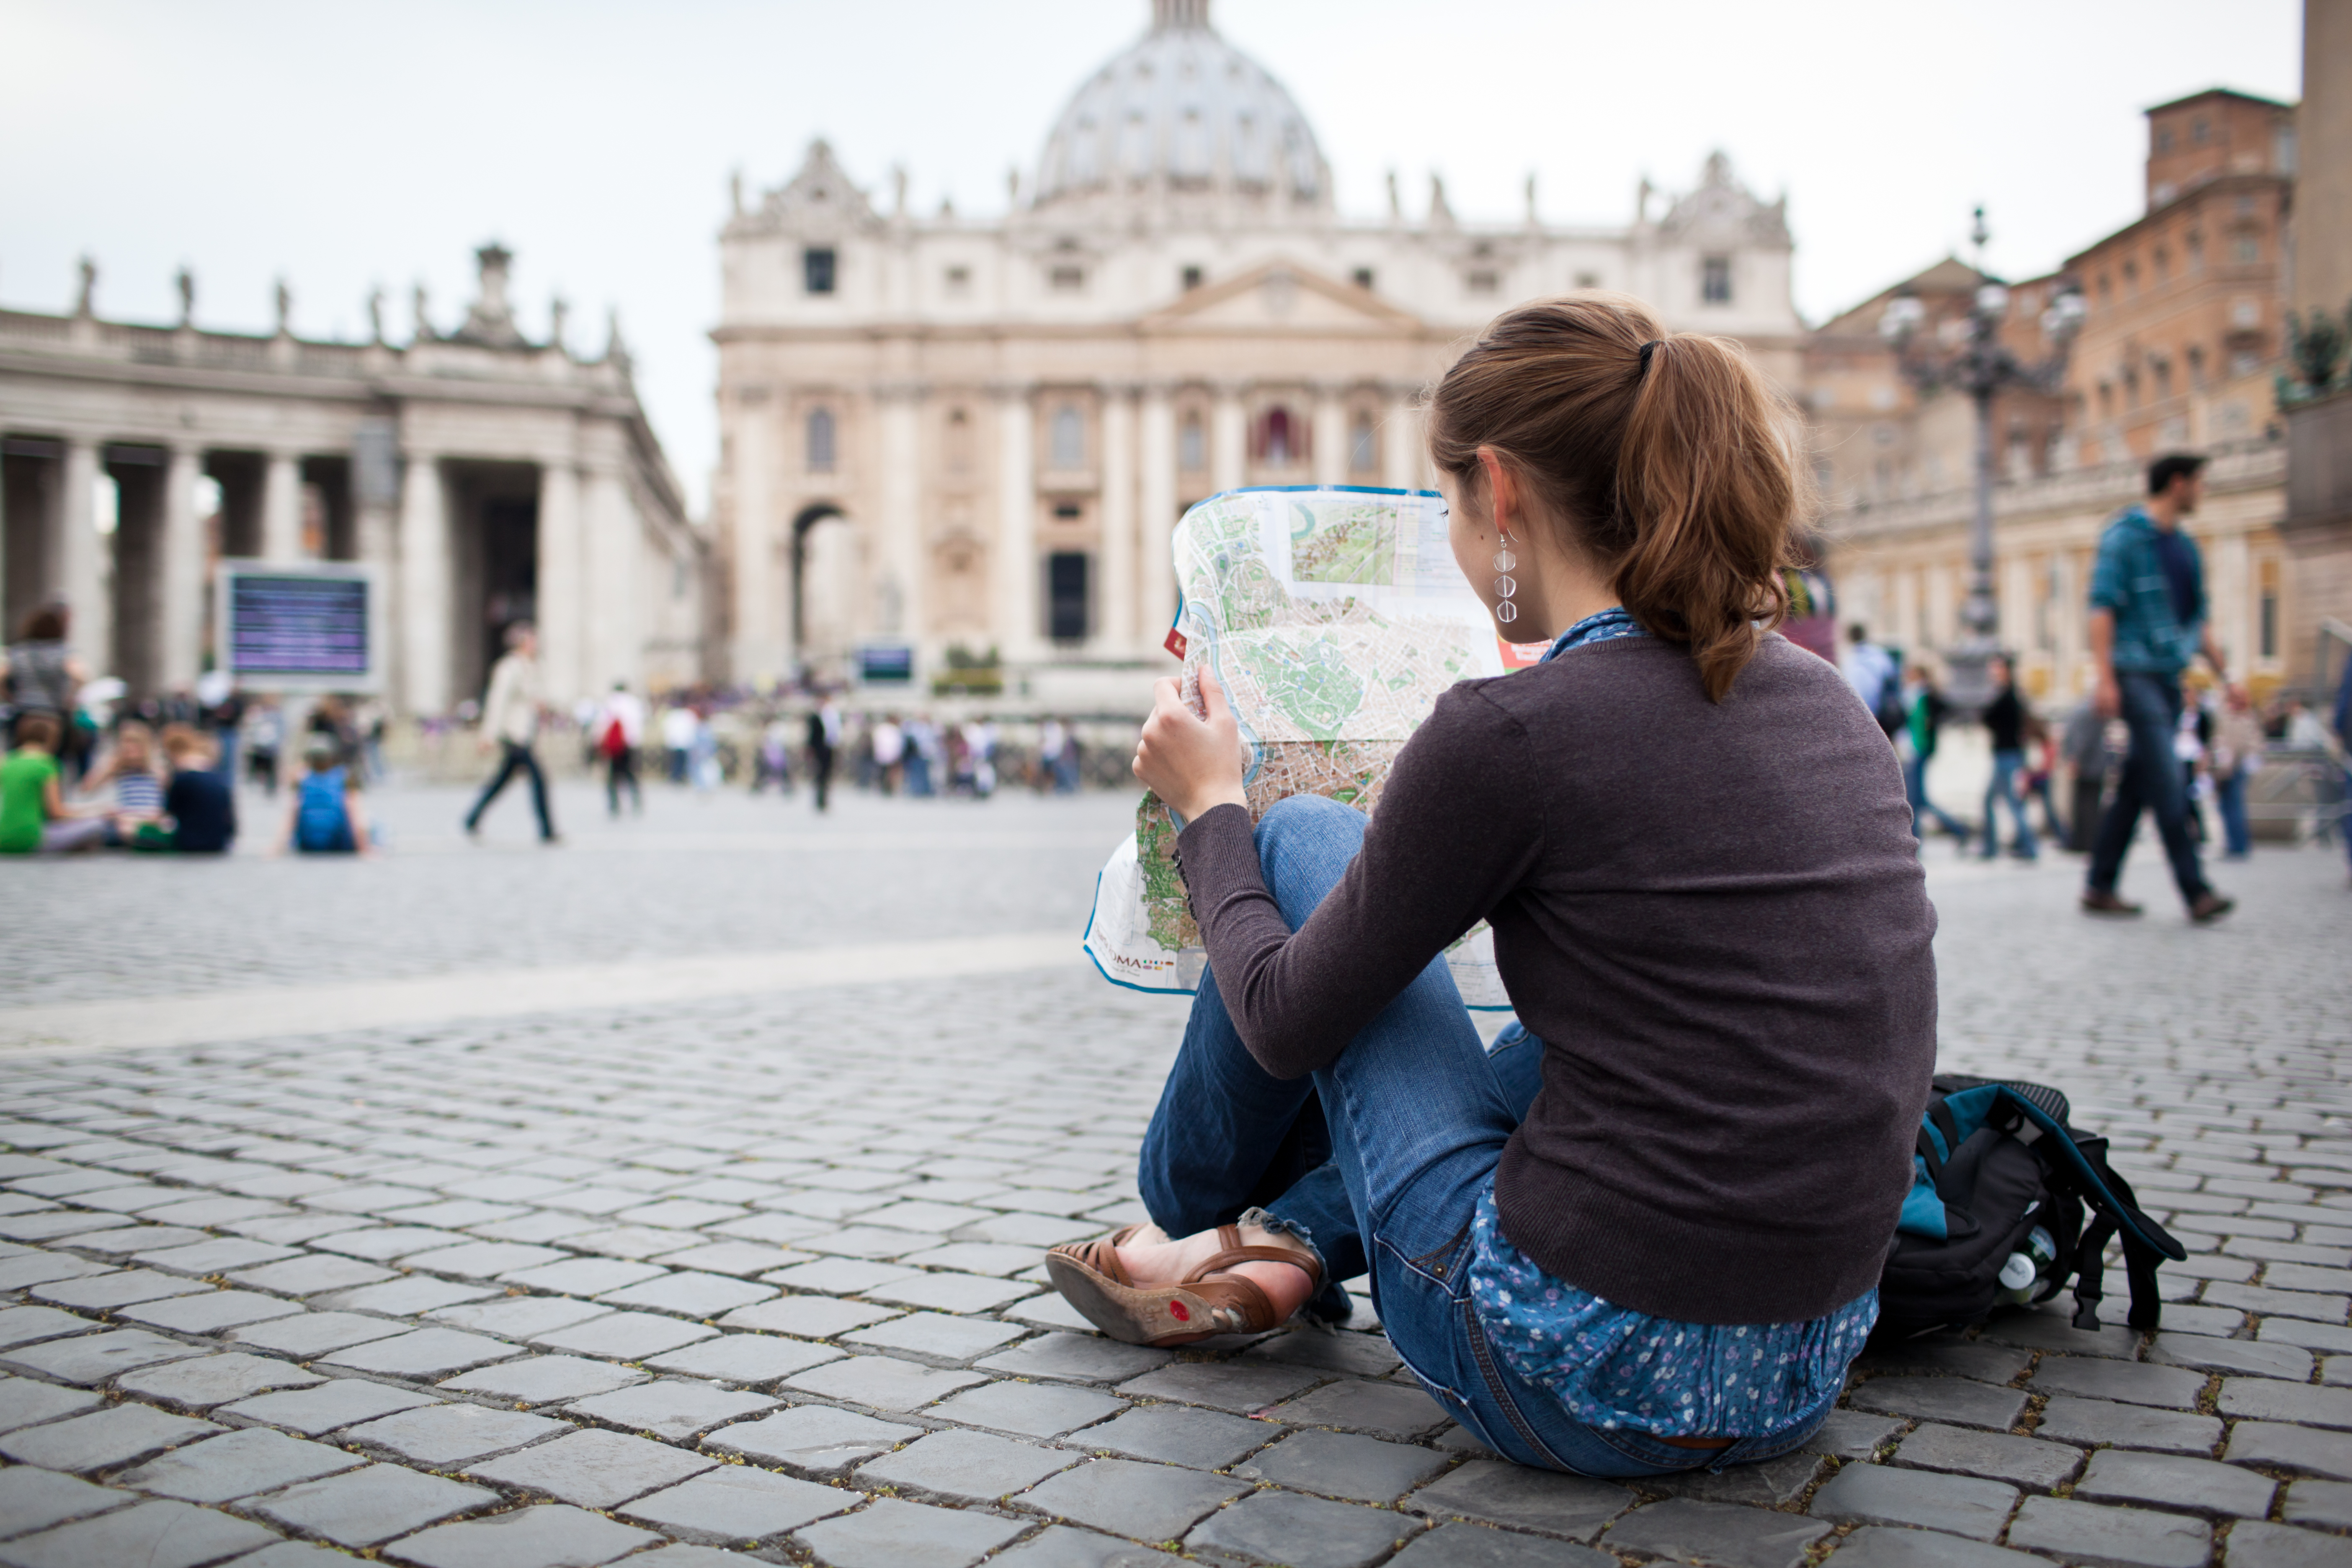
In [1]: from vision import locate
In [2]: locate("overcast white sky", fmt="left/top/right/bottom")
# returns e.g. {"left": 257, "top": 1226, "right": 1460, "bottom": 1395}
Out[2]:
{"left": 0, "top": 0, "right": 2302, "bottom": 516}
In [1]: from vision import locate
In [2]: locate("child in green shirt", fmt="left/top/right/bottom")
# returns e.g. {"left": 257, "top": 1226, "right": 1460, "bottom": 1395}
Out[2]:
{"left": 0, "top": 712, "right": 108, "bottom": 854}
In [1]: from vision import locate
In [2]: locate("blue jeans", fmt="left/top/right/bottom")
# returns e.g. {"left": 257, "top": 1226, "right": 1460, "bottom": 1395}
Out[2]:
{"left": 2087, "top": 672, "right": 2208, "bottom": 904}
{"left": 1903, "top": 753, "right": 1964, "bottom": 839}
{"left": 1136, "top": 794, "right": 1832, "bottom": 1478}
{"left": 1981, "top": 749, "right": 2038, "bottom": 859}
{"left": 2215, "top": 770, "right": 2251, "bottom": 858}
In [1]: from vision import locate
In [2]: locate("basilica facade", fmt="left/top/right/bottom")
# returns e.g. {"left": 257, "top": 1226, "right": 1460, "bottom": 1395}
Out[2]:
{"left": 712, "top": 0, "right": 1805, "bottom": 701}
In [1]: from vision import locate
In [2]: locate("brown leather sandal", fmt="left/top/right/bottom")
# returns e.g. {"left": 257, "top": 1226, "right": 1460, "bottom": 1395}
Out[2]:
{"left": 1046, "top": 1222, "right": 1323, "bottom": 1347}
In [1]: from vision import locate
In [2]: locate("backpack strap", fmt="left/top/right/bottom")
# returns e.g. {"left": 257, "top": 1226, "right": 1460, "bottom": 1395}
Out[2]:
{"left": 2067, "top": 1140, "right": 2173, "bottom": 1332}
{"left": 2071, "top": 1212, "right": 2118, "bottom": 1331}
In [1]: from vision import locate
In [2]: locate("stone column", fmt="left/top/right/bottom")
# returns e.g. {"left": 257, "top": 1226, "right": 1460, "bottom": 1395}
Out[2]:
{"left": 261, "top": 451, "right": 303, "bottom": 561}
{"left": 1139, "top": 385, "right": 1178, "bottom": 647}
{"left": 1100, "top": 385, "right": 1138, "bottom": 652}
{"left": 353, "top": 419, "right": 400, "bottom": 679}
{"left": 730, "top": 400, "right": 779, "bottom": 684}
{"left": 58, "top": 438, "right": 108, "bottom": 677}
{"left": 398, "top": 452, "right": 449, "bottom": 715}
{"left": 994, "top": 384, "right": 1037, "bottom": 658}
{"left": 1212, "top": 384, "right": 1247, "bottom": 493}
{"left": 1383, "top": 390, "right": 1422, "bottom": 490}
{"left": 536, "top": 460, "right": 584, "bottom": 707}
{"left": 2212, "top": 529, "right": 2251, "bottom": 676}
{"left": 877, "top": 385, "right": 924, "bottom": 650}
{"left": 1312, "top": 385, "right": 1346, "bottom": 487}
{"left": 583, "top": 463, "right": 638, "bottom": 694}
{"left": 159, "top": 446, "right": 205, "bottom": 690}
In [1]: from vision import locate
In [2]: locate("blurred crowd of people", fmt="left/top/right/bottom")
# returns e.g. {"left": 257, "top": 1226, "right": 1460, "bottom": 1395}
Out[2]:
{"left": 0, "top": 597, "right": 1124, "bottom": 859}
{"left": 1840, "top": 622, "right": 2349, "bottom": 870}
{"left": 577, "top": 685, "right": 1096, "bottom": 818}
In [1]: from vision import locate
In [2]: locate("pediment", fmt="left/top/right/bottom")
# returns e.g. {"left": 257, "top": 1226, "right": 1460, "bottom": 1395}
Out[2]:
{"left": 1141, "top": 261, "right": 1421, "bottom": 333}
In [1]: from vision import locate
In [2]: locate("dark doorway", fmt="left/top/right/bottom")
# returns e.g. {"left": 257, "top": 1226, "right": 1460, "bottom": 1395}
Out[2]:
{"left": 482, "top": 497, "right": 537, "bottom": 672}
{"left": 791, "top": 502, "right": 843, "bottom": 666}
{"left": 206, "top": 452, "right": 264, "bottom": 559}
{"left": 2, "top": 438, "right": 62, "bottom": 637}
{"left": 105, "top": 444, "right": 167, "bottom": 698}
{"left": 445, "top": 462, "right": 540, "bottom": 703}
{"left": 1046, "top": 551, "right": 1091, "bottom": 644}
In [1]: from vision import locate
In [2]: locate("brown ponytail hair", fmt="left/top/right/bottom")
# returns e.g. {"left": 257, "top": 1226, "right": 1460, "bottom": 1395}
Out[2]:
{"left": 1427, "top": 294, "right": 1809, "bottom": 701}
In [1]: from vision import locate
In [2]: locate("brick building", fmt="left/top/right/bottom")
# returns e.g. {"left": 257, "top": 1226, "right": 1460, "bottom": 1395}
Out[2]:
{"left": 1818, "top": 89, "right": 2296, "bottom": 704}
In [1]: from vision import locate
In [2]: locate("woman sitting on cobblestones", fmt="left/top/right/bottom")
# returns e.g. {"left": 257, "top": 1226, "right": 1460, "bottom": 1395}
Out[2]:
{"left": 1048, "top": 296, "right": 1938, "bottom": 1478}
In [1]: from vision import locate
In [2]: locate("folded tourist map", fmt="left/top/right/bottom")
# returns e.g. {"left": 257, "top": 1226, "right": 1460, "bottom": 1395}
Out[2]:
{"left": 1083, "top": 485, "right": 1536, "bottom": 1006}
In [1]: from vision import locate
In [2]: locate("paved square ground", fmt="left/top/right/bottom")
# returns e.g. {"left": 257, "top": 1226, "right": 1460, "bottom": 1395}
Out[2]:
{"left": 0, "top": 776, "right": 2346, "bottom": 1564}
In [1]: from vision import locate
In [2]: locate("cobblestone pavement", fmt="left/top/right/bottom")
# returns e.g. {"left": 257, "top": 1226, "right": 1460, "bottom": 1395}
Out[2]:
{"left": 0, "top": 782, "right": 2349, "bottom": 1568}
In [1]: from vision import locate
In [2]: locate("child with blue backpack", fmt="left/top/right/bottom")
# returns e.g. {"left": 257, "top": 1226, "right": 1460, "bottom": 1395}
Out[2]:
{"left": 276, "top": 735, "right": 377, "bottom": 857}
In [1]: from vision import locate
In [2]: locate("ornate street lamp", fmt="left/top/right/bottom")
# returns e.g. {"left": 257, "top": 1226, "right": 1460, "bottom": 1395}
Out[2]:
{"left": 1880, "top": 207, "right": 2086, "bottom": 714}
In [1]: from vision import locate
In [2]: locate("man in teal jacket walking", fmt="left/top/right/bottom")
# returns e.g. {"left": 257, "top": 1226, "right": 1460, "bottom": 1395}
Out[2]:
{"left": 2083, "top": 454, "right": 2236, "bottom": 922}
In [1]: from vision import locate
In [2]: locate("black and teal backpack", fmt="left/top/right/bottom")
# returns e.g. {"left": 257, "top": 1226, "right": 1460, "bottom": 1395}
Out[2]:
{"left": 1878, "top": 1074, "right": 2186, "bottom": 1339}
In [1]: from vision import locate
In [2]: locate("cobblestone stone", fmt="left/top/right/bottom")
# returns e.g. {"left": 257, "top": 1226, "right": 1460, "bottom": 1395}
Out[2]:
{"left": 2224, "top": 1521, "right": 2352, "bottom": 1568}
{"left": 2225, "top": 1420, "right": 2352, "bottom": 1479}
{"left": 2074, "top": 1447, "right": 2277, "bottom": 1518}
{"left": 2029, "top": 1354, "right": 2208, "bottom": 1409}
{"left": 218, "top": 1378, "right": 441, "bottom": 1435}
{"left": 1403, "top": 1460, "right": 1633, "bottom": 1540}
{"left": 1848, "top": 1376, "right": 2028, "bottom": 1431}
{"left": 859, "top": 1425, "right": 1079, "bottom": 1501}
{"left": 1892, "top": 1422, "right": 2082, "bottom": 1490}
{"left": 466, "top": 1426, "right": 714, "bottom": 1506}
{"left": 1602, "top": 1496, "right": 1830, "bottom": 1568}
{"left": 0, "top": 1401, "right": 220, "bottom": 1471}
{"left": 704, "top": 1404, "right": 921, "bottom": 1475}
{"left": 1078, "top": 1402, "right": 1272, "bottom": 1468}
{"left": 2282, "top": 1478, "right": 2352, "bottom": 1529}
{"left": 112, "top": 1352, "right": 321, "bottom": 1410}
{"left": 119, "top": 1425, "right": 363, "bottom": 1502}
{"left": 1808, "top": 1462, "right": 2019, "bottom": 1540}
{"left": 1186, "top": 1486, "right": 1418, "bottom": 1568}
{"left": 438, "top": 1352, "right": 645, "bottom": 1403}
{"left": 794, "top": 1496, "right": 1028, "bottom": 1568}
{"left": 342, "top": 1401, "right": 572, "bottom": 1464}
{"left": 0, "top": 1465, "right": 134, "bottom": 1538}
{"left": 248, "top": 1461, "right": 495, "bottom": 1547}
{"left": 1232, "top": 1426, "right": 1449, "bottom": 1503}
{"left": 617, "top": 1465, "right": 853, "bottom": 1543}
{"left": 0, "top": 1376, "right": 101, "bottom": 1434}
{"left": 1823, "top": 1527, "right": 2051, "bottom": 1568}
{"left": 0, "top": 1497, "right": 280, "bottom": 1568}
{"left": 2034, "top": 1394, "right": 2225, "bottom": 1455}
{"left": 382, "top": 1503, "right": 662, "bottom": 1568}
{"left": 2006, "top": 1496, "right": 2211, "bottom": 1568}
{"left": 1018, "top": 1456, "right": 1248, "bottom": 1542}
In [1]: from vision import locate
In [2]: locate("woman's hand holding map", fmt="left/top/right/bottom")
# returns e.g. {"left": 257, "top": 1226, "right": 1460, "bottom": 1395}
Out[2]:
{"left": 1133, "top": 675, "right": 1248, "bottom": 825}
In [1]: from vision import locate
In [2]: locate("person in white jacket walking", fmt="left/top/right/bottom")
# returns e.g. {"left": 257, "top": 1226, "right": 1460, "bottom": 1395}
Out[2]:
{"left": 464, "top": 622, "right": 558, "bottom": 843}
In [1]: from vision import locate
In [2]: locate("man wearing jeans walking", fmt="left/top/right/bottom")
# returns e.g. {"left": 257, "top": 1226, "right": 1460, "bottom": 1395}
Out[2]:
{"left": 464, "top": 622, "right": 559, "bottom": 844}
{"left": 2083, "top": 454, "right": 2235, "bottom": 921}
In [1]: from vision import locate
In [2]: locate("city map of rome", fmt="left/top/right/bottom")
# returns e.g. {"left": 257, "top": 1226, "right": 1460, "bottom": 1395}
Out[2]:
{"left": 1083, "top": 487, "right": 1525, "bottom": 1006}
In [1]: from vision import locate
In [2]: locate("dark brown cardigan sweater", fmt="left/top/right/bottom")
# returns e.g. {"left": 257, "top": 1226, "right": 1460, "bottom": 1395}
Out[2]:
{"left": 1175, "top": 634, "right": 1938, "bottom": 1324}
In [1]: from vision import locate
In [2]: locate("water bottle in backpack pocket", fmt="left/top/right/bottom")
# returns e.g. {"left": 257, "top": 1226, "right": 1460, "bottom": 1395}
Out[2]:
{"left": 1876, "top": 1073, "right": 2185, "bottom": 1340}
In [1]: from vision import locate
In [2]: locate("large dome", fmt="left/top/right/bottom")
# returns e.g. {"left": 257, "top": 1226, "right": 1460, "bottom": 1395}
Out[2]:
{"left": 1032, "top": 0, "right": 1330, "bottom": 216}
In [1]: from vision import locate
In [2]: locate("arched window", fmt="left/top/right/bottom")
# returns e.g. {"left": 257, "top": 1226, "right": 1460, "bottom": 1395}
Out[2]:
{"left": 806, "top": 408, "right": 836, "bottom": 473}
{"left": 1254, "top": 406, "right": 1300, "bottom": 467}
{"left": 1050, "top": 404, "right": 1086, "bottom": 469}
{"left": 1179, "top": 412, "right": 1205, "bottom": 473}
{"left": 1349, "top": 412, "right": 1377, "bottom": 474}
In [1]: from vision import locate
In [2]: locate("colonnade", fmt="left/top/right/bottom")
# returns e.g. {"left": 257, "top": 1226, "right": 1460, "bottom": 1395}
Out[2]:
{"left": 0, "top": 430, "right": 649, "bottom": 714}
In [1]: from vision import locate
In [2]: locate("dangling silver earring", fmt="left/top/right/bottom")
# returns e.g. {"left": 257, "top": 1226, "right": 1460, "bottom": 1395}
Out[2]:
{"left": 1492, "top": 533, "right": 1518, "bottom": 624}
